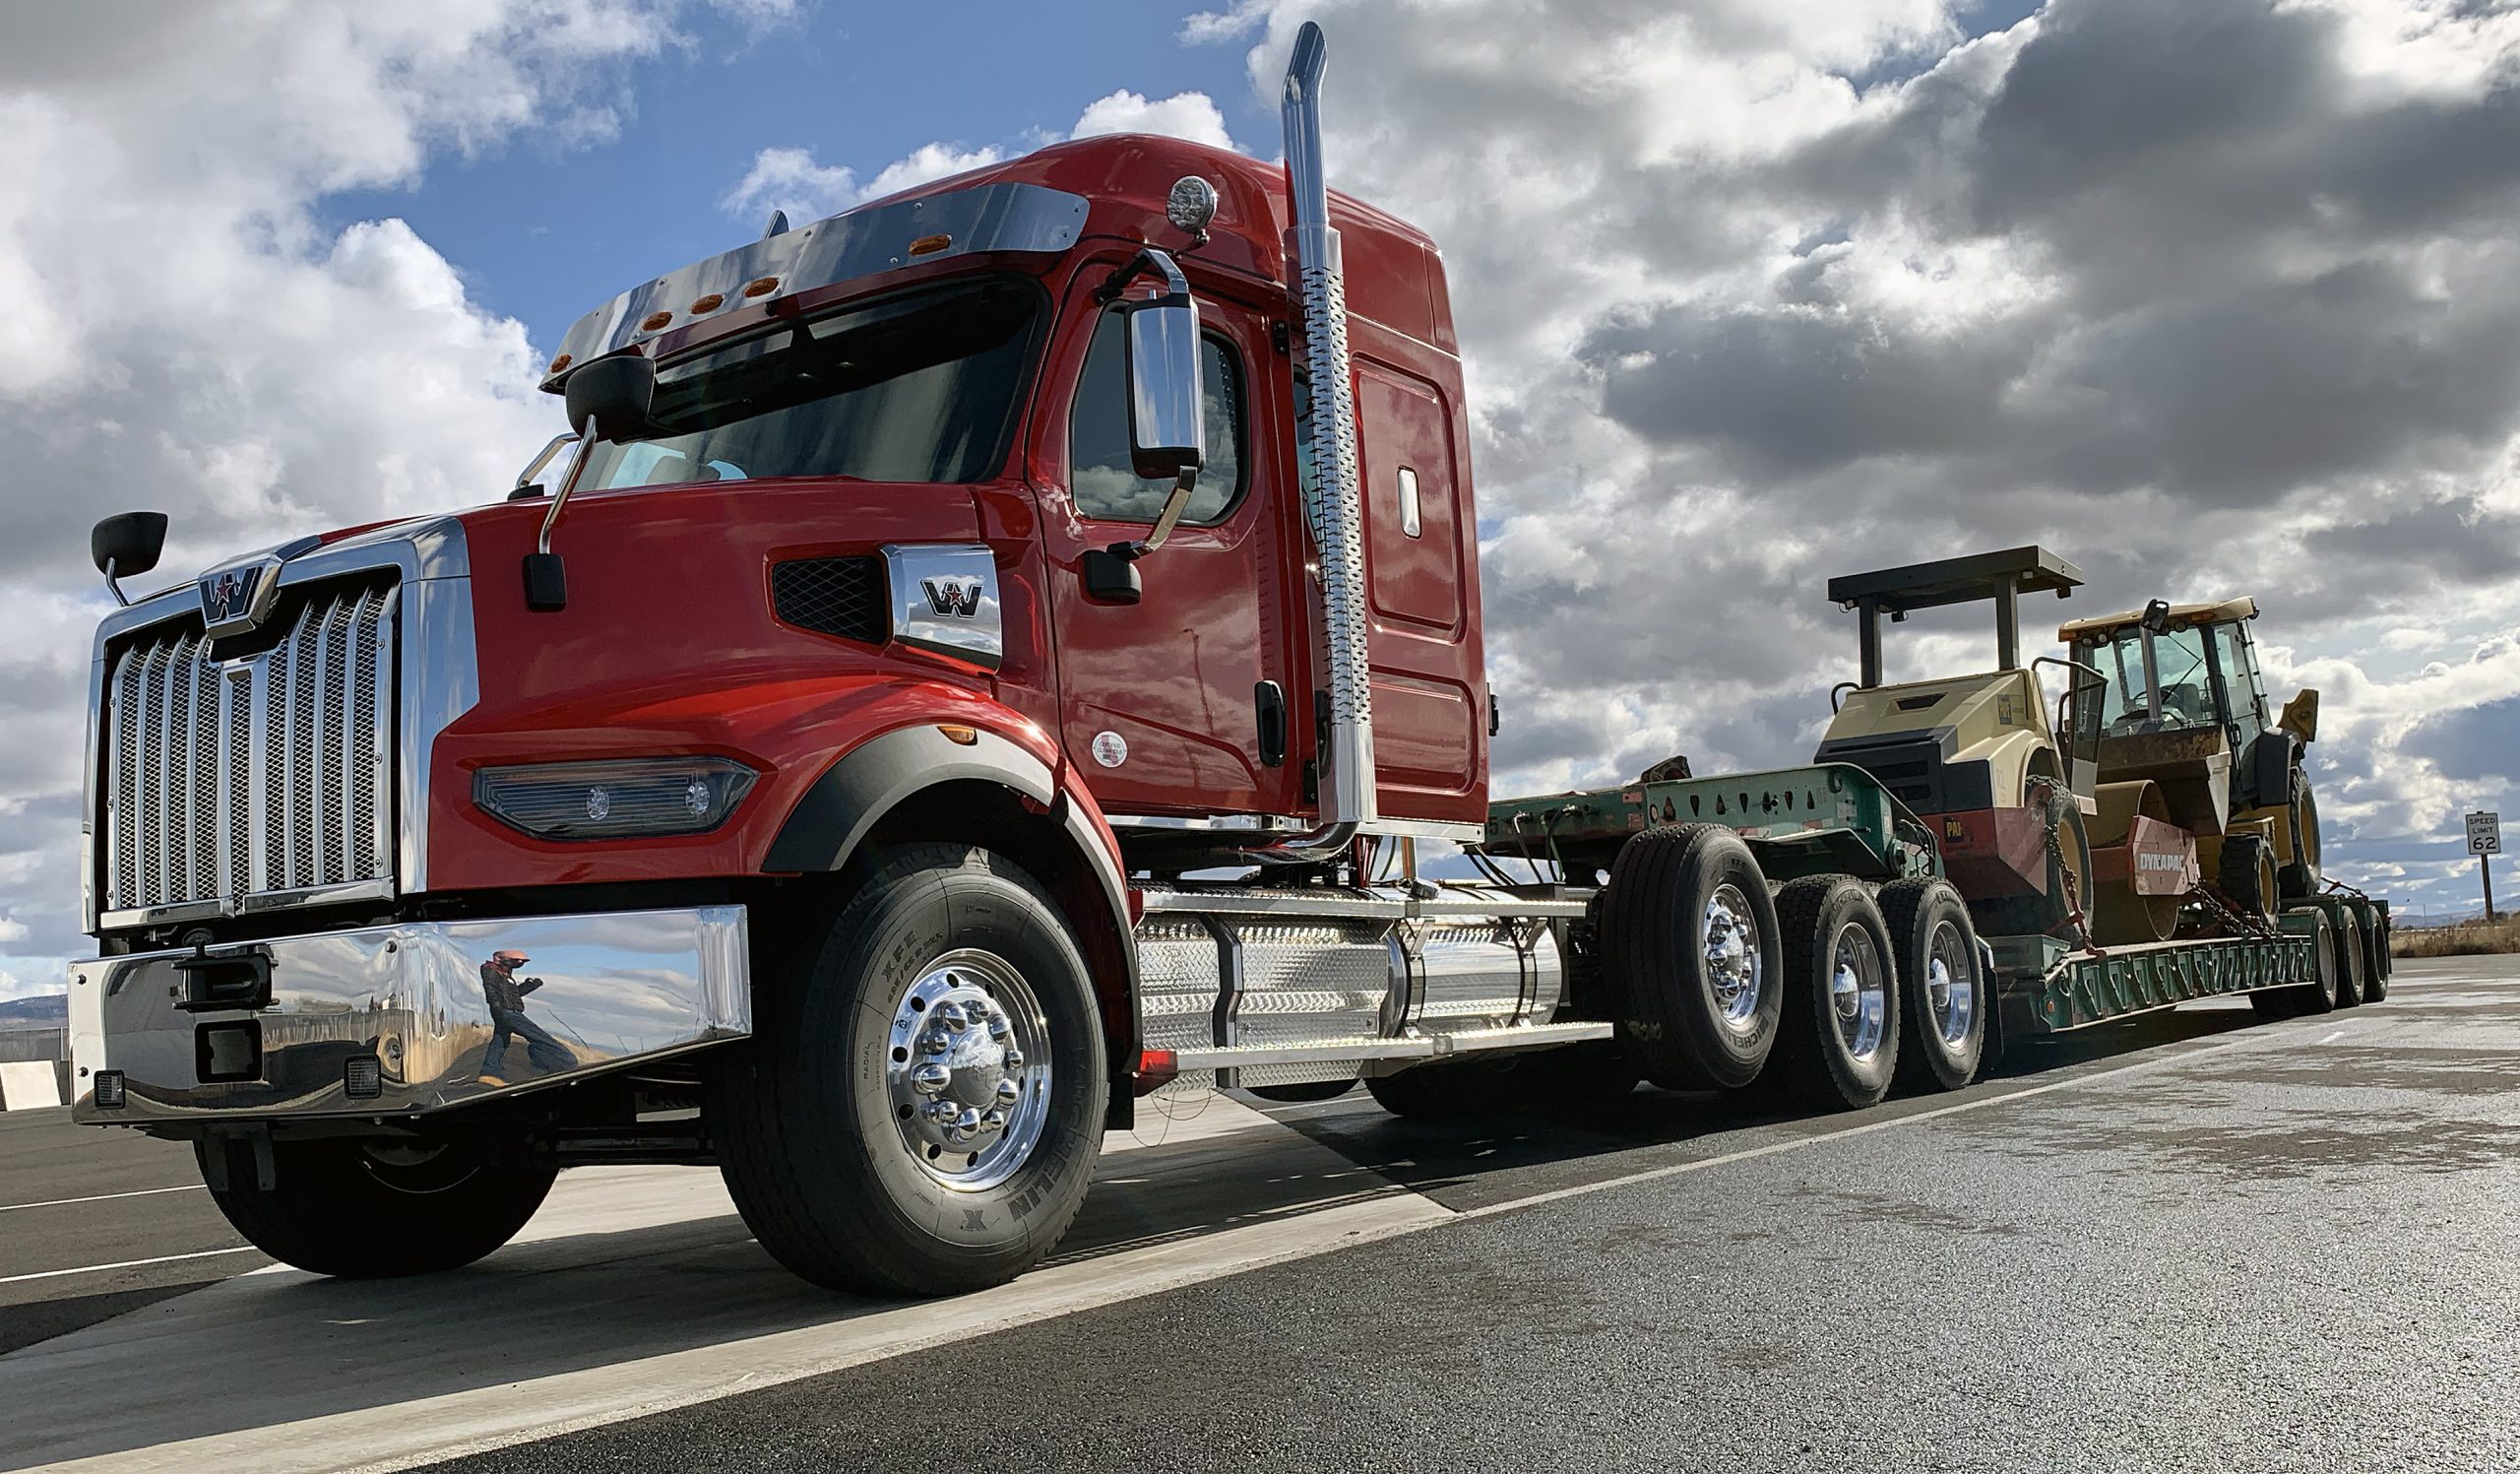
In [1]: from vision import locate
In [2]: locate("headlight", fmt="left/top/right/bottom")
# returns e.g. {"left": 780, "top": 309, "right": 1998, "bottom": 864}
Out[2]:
{"left": 472, "top": 757, "right": 758, "bottom": 840}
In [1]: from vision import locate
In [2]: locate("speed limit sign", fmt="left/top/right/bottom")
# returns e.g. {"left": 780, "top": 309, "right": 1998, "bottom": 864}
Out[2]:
{"left": 2471, "top": 811, "right": 2503, "bottom": 856}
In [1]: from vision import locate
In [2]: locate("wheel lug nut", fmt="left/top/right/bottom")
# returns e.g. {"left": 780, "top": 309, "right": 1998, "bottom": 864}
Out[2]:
{"left": 986, "top": 1014, "right": 1010, "bottom": 1041}
{"left": 936, "top": 1001, "right": 970, "bottom": 1032}
{"left": 1001, "top": 1049, "right": 1024, "bottom": 1071}
{"left": 956, "top": 1106, "right": 982, "bottom": 1133}
{"left": 978, "top": 1108, "right": 1007, "bottom": 1134}
{"left": 994, "top": 1078, "right": 1021, "bottom": 1106}
{"left": 921, "top": 1031, "right": 951, "bottom": 1056}
{"left": 912, "top": 1062, "right": 951, "bottom": 1096}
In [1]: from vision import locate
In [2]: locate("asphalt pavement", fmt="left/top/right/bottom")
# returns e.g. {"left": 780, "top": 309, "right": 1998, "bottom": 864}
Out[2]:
{"left": 2, "top": 956, "right": 2513, "bottom": 1473}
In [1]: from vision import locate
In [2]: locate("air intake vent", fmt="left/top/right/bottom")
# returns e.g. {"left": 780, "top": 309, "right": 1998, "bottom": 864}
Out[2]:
{"left": 773, "top": 557, "right": 886, "bottom": 644}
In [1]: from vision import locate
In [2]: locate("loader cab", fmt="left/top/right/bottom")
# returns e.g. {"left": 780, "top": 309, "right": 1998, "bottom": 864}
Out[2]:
{"left": 2064, "top": 597, "right": 2268, "bottom": 753}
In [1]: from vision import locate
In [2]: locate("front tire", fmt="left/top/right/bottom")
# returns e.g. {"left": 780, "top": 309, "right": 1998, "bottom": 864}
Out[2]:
{"left": 711, "top": 846, "right": 1107, "bottom": 1296}
{"left": 1598, "top": 824, "right": 1784, "bottom": 1091}
{"left": 1879, "top": 877, "right": 1985, "bottom": 1093}
{"left": 198, "top": 1135, "right": 554, "bottom": 1278}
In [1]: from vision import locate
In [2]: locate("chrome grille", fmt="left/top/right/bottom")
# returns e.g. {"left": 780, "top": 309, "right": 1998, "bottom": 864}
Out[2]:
{"left": 102, "top": 581, "right": 398, "bottom": 916}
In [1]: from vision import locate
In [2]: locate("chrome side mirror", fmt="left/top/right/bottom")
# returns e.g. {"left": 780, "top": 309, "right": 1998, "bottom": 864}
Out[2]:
{"left": 1123, "top": 294, "right": 1204, "bottom": 482}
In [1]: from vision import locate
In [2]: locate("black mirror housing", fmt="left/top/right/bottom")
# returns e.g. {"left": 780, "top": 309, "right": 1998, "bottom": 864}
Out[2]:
{"left": 92, "top": 511, "right": 168, "bottom": 578}
{"left": 564, "top": 353, "right": 657, "bottom": 441}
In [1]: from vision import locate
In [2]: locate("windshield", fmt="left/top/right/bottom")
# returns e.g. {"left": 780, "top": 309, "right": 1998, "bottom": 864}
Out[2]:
{"left": 2081, "top": 626, "right": 2222, "bottom": 735}
{"left": 572, "top": 277, "right": 1043, "bottom": 491}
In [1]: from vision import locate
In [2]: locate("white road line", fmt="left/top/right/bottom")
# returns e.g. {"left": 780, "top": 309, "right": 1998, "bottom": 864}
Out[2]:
{"left": 0, "top": 1185, "right": 204, "bottom": 1215}
{"left": 0, "top": 1248, "right": 256, "bottom": 1287}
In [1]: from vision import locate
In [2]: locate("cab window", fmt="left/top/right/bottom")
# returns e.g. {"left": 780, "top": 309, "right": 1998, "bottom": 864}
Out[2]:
{"left": 1069, "top": 308, "right": 1244, "bottom": 525}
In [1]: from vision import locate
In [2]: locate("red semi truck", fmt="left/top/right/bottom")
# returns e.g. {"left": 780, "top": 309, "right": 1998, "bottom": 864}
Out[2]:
{"left": 69, "top": 24, "right": 2334, "bottom": 1297}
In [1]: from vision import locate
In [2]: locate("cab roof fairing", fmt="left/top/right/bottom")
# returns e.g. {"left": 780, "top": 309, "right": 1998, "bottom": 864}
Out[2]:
{"left": 537, "top": 133, "right": 1462, "bottom": 395}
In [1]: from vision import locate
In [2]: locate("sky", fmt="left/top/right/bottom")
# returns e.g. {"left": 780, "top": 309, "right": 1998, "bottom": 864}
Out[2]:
{"left": 1, "top": 0, "right": 2516, "bottom": 1001}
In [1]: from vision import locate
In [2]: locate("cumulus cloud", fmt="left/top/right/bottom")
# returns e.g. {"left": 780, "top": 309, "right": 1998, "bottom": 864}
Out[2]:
{"left": 0, "top": 0, "right": 788, "bottom": 1000}
{"left": 1201, "top": 0, "right": 2520, "bottom": 913}
{"left": 722, "top": 87, "right": 1236, "bottom": 226}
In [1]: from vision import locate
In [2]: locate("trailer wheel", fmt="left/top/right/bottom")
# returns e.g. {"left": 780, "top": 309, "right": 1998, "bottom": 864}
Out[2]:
{"left": 2351, "top": 901, "right": 2389, "bottom": 1002}
{"left": 196, "top": 1135, "right": 554, "bottom": 1278}
{"left": 2276, "top": 774, "right": 2322, "bottom": 900}
{"left": 710, "top": 844, "right": 1106, "bottom": 1296}
{"left": 1759, "top": 876, "right": 1899, "bottom": 1111}
{"left": 1879, "top": 877, "right": 1985, "bottom": 1093}
{"left": 2330, "top": 907, "right": 2367, "bottom": 1008}
{"left": 2253, "top": 909, "right": 2336, "bottom": 1019}
{"left": 1599, "top": 824, "right": 1783, "bottom": 1091}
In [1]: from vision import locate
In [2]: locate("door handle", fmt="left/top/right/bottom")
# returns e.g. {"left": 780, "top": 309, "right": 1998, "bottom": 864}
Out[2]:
{"left": 1255, "top": 680, "right": 1288, "bottom": 768}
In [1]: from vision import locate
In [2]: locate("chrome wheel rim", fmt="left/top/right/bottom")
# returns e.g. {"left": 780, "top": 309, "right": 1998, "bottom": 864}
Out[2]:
{"left": 1829, "top": 923, "right": 1889, "bottom": 1060}
{"left": 1703, "top": 883, "right": 1765, "bottom": 1038}
{"left": 1925, "top": 919, "right": 1975, "bottom": 1048}
{"left": 882, "top": 949, "right": 1051, "bottom": 1192}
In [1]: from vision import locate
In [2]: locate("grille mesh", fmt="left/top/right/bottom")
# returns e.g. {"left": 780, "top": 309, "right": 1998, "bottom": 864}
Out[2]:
{"left": 772, "top": 557, "right": 886, "bottom": 644}
{"left": 102, "top": 580, "right": 398, "bottom": 914}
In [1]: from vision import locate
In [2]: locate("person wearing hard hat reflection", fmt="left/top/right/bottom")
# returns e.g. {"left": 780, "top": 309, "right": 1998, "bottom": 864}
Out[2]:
{"left": 476, "top": 948, "right": 571, "bottom": 1085}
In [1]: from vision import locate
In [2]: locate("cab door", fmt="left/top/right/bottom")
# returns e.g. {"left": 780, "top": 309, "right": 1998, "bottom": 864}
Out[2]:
{"left": 1032, "top": 258, "right": 1309, "bottom": 819}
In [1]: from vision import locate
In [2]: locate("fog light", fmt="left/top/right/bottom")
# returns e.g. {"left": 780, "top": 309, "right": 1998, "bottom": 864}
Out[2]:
{"left": 344, "top": 1054, "right": 383, "bottom": 1100}
{"left": 93, "top": 1069, "right": 126, "bottom": 1110}
{"left": 474, "top": 756, "right": 757, "bottom": 840}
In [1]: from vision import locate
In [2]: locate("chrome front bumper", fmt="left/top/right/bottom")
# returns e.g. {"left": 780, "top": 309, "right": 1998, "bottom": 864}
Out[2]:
{"left": 70, "top": 906, "right": 750, "bottom": 1125}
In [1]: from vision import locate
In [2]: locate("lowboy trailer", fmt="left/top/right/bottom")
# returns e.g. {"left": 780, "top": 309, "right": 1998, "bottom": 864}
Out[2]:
{"left": 67, "top": 24, "right": 2378, "bottom": 1298}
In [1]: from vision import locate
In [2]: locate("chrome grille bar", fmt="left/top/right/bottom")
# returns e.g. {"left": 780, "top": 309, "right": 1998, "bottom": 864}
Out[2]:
{"left": 100, "top": 581, "right": 399, "bottom": 919}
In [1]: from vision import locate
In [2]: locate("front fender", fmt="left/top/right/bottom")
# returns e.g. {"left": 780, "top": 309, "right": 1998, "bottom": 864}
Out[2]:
{"left": 763, "top": 721, "right": 1133, "bottom": 979}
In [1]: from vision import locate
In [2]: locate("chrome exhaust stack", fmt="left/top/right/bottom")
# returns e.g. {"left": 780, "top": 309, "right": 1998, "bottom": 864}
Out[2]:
{"left": 1249, "top": 20, "right": 1376, "bottom": 865}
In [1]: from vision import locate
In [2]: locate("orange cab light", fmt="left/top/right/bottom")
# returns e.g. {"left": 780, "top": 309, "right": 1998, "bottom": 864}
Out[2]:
{"left": 546, "top": 352, "right": 571, "bottom": 374}
{"left": 688, "top": 291, "right": 725, "bottom": 314}
{"left": 908, "top": 233, "right": 953, "bottom": 257}
{"left": 741, "top": 276, "right": 780, "bottom": 298}
{"left": 935, "top": 724, "right": 980, "bottom": 746}
{"left": 639, "top": 309, "right": 673, "bottom": 332}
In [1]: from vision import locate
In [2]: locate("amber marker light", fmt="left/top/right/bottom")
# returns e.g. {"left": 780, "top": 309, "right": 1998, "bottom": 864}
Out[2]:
{"left": 546, "top": 352, "right": 572, "bottom": 374}
{"left": 936, "top": 725, "right": 980, "bottom": 745}
{"left": 639, "top": 309, "right": 673, "bottom": 332}
{"left": 908, "top": 233, "right": 953, "bottom": 257}
{"left": 742, "top": 276, "right": 780, "bottom": 298}
{"left": 688, "top": 292, "right": 724, "bottom": 314}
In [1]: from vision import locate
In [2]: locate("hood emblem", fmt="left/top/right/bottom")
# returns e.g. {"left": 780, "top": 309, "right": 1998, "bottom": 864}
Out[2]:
{"left": 198, "top": 555, "right": 284, "bottom": 637}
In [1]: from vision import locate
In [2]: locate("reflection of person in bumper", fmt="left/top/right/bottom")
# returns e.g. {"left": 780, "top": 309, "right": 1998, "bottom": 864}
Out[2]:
{"left": 477, "top": 948, "right": 571, "bottom": 1085}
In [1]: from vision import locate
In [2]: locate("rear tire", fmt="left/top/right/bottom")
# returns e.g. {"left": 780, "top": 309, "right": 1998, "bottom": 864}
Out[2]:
{"left": 1598, "top": 824, "right": 1783, "bottom": 1091}
{"left": 1761, "top": 877, "right": 1899, "bottom": 1111}
{"left": 2277, "top": 774, "right": 2322, "bottom": 900}
{"left": 710, "top": 845, "right": 1107, "bottom": 1296}
{"left": 2253, "top": 909, "right": 2336, "bottom": 1019}
{"left": 2331, "top": 908, "right": 2367, "bottom": 1008}
{"left": 2352, "top": 902, "right": 2389, "bottom": 1002}
{"left": 1879, "top": 877, "right": 1985, "bottom": 1093}
{"left": 197, "top": 1135, "right": 554, "bottom": 1278}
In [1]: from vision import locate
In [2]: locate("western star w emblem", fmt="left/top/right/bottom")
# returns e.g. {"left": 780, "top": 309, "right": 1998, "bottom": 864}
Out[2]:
{"left": 198, "top": 557, "right": 280, "bottom": 635}
{"left": 920, "top": 576, "right": 985, "bottom": 618}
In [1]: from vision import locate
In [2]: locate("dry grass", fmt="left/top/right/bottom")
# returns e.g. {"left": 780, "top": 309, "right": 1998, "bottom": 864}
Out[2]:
{"left": 2393, "top": 914, "right": 2520, "bottom": 958}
